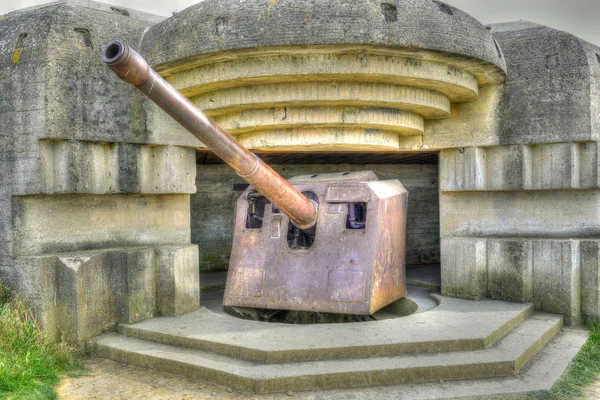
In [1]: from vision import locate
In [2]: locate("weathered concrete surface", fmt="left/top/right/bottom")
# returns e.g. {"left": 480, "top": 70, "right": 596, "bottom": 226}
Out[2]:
{"left": 487, "top": 240, "right": 533, "bottom": 303}
{"left": 57, "top": 324, "right": 600, "bottom": 400}
{"left": 0, "top": 256, "right": 61, "bottom": 341}
{"left": 110, "top": 248, "right": 157, "bottom": 324}
{"left": 441, "top": 237, "right": 589, "bottom": 325}
{"left": 4, "top": 246, "right": 199, "bottom": 343}
{"left": 56, "top": 253, "right": 114, "bottom": 343}
{"left": 141, "top": 0, "right": 506, "bottom": 82}
{"left": 581, "top": 241, "right": 600, "bottom": 322}
{"left": 38, "top": 141, "right": 197, "bottom": 195}
{"left": 0, "top": 0, "right": 194, "bottom": 260}
{"left": 257, "top": 328, "right": 586, "bottom": 399}
{"left": 192, "top": 172, "right": 239, "bottom": 272}
{"left": 532, "top": 240, "right": 582, "bottom": 326}
{"left": 156, "top": 245, "right": 200, "bottom": 317}
{"left": 12, "top": 194, "right": 191, "bottom": 256}
{"left": 436, "top": 134, "right": 600, "bottom": 321}
{"left": 97, "top": 315, "right": 559, "bottom": 393}
{"left": 95, "top": 296, "right": 562, "bottom": 393}
{"left": 440, "top": 238, "right": 487, "bottom": 299}
{"left": 0, "top": 0, "right": 201, "bottom": 343}
{"left": 138, "top": 0, "right": 508, "bottom": 152}
{"left": 491, "top": 22, "right": 600, "bottom": 145}
{"left": 58, "top": 327, "right": 591, "bottom": 399}
{"left": 423, "top": 85, "right": 505, "bottom": 150}
{"left": 440, "top": 191, "right": 600, "bottom": 238}
{"left": 152, "top": 48, "right": 490, "bottom": 151}
{"left": 440, "top": 142, "right": 600, "bottom": 192}
{"left": 439, "top": 140, "right": 600, "bottom": 322}
{"left": 193, "top": 163, "right": 439, "bottom": 271}
{"left": 116, "top": 295, "right": 532, "bottom": 363}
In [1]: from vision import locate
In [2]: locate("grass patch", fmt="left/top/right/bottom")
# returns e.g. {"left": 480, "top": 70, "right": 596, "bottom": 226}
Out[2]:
{"left": 528, "top": 321, "right": 600, "bottom": 399}
{"left": 0, "top": 281, "right": 81, "bottom": 400}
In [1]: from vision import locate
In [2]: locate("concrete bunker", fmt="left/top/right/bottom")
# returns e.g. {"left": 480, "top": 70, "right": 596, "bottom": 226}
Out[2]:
{"left": 0, "top": 0, "right": 599, "bottom": 395}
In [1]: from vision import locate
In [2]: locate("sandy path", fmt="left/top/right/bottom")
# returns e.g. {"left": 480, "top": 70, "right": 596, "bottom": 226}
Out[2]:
{"left": 58, "top": 357, "right": 600, "bottom": 400}
{"left": 56, "top": 358, "right": 257, "bottom": 400}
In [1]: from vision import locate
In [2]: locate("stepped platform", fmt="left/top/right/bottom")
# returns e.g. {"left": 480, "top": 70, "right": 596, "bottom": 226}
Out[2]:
{"left": 94, "top": 280, "right": 588, "bottom": 398}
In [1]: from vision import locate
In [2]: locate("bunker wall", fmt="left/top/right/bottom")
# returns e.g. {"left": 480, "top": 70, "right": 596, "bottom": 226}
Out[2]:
{"left": 0, "top": 0, "right": 201, "bottom": 342}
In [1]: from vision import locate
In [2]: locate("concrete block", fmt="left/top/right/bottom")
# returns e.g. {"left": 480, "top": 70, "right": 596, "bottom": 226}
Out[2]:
{"left": 39, "top": 139, "right": 119, "bottom": 194}
{"left": 2, "top": 256, "right": 59, "bottom": 341}
{"left": 580, "top": 39, "right": 600, "bottom": 142}
{"left": 424, "top": 85, "right": 504, "bottom": 150}
{"left": 576, "top": 142, "right": 599, "bottom": 188}
{"left": 56, "top": 253, "right": 114, "bottom": 342}
{"left": 114, "top": 143, "right": 142, "bottom": 193}
{"left": 145, "top": 101, "right": 208, "bottom": 148}
{"left": 0, "top": 242, "right": 11, "bottom": 260}
{"left": 155, "top": 245, "right": 200, "bottom": 316}
{"left": 38, "top": 141, "right": 196, "bottom": 195}
{"left": 45, "top": 140, "right": 111, "bottom": 194}
{"left": 532, "top": 240, "right": 581, "bottom": 325}
{"left": 440, "top": 190, "right": 600, "bottom": 238}
{"left": 0, "top": 194, "right": 12, "bottom": 245}
{"left": 487, "top": 239, "right": 533, "bottom": 303}
{"left": 492, "top": 24, "right": 594, "bottom": 144}
{"left": 110, "top": 248, "right": 156, "bottom": 324}
{"left": 580, "top": 240, "right": 600, "bottom": 322}
{"left": 484, "top": 145, "right": 524, "bottom": 190}
{"left": 139, "top": 146, "right": 197, "bottom": 194}
{"left": 12, "top": 194, "right": 191, "bottom": 256}
{"left": 441, "top": 238, "right": 487, "bottom": 299}
{"left": 39, "top": 2, "right": 161, "bottom": 144}
{"left": 439, "top": 147, "right": 485, "bottom": 191}
{"left": 525, "top": 143, "right": 572, "bottom": 189}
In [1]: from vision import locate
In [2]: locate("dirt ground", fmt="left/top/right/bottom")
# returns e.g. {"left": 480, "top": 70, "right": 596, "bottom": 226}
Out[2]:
{"left": 583, "top": 382, "right": 600, "bottom": 399}
{"left": 57, "top": 358, "right": 600, "bottom": 400}
{"left": 56, "top": 358, "right": 256, "bottom": 400}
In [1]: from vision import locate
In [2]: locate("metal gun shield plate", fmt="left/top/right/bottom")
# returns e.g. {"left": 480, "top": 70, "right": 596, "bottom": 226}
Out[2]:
{"left": 224, "top": 171, "right": 408, "bottom": 315}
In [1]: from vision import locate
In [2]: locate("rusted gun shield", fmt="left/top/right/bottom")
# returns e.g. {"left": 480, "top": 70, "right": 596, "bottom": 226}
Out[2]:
{"left": 224, "top": 171, "right": 408, "bottom": 315}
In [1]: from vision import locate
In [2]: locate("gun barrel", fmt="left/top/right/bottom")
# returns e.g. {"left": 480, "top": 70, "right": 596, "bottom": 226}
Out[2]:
{"left": 102, "top": 40, "right": 317, "bottom": 230}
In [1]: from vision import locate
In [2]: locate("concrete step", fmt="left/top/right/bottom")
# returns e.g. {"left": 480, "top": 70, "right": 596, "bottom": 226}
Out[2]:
{"left": 256, "top": 328, "right": 590, "bottom": 400}
{"left": 116, "top": 295, "right": 534, "bottom": 363}
{"left": 95, "top": 313, "right": 562, "bottom": 393}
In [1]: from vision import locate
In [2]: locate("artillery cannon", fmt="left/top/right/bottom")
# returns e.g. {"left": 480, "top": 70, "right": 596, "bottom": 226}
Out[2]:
{"left": 103, "top": 41, "right": 408, "bottom": 315}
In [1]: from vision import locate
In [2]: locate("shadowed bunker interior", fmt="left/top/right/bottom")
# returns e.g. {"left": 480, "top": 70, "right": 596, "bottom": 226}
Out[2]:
{"left": 193, "top": 151, "right": 440, "bottom": 273}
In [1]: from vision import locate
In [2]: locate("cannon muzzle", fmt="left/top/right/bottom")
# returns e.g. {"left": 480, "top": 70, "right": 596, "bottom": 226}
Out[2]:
{"left": 102, "top": 40, "right": 318, "bottom": 230}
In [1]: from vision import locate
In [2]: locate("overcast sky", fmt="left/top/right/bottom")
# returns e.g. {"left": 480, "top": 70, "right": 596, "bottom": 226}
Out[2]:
{"left": 1, "top": 0, "right": 599, "bottom": 46}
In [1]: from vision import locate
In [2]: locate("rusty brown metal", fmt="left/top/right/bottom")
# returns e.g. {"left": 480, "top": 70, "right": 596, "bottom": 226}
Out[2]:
{"left": 102, "top": 40, "right": 317, "bottom": 229}
{"left": 224, "top": 171, "right": 408, "bottom": 315}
